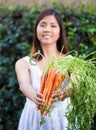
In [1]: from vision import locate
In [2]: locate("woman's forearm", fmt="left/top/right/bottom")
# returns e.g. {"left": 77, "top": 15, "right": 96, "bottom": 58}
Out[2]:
{"left": 19, "top": 83, "right": 37, "bottom": 102}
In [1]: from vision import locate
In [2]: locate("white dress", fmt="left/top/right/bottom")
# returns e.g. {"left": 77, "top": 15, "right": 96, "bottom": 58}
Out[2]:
{"left": 18, "top": 56, "right": 70, "bottom": 130}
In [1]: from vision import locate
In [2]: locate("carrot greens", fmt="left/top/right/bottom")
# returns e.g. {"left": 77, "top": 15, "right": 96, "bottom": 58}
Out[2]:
{"left": 44, "top": 52, "right": 96, "bottom": 130}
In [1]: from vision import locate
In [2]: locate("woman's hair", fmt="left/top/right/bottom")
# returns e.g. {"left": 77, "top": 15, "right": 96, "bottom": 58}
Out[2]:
{"left": 30, "top": 8, "right": 69, "bottom": 60}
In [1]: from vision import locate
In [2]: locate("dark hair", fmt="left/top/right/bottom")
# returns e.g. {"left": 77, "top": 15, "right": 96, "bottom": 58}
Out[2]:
{"left": 30, "top": 8, "right": 69, "bottom": 60}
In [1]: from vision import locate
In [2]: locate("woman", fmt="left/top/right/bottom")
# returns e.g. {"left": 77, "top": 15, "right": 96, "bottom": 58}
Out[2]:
{"left": 15, "top": 8, "right": 73, "bottom": 130}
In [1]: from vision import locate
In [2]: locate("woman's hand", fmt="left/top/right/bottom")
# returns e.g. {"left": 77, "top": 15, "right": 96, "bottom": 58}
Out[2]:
{"left": 51, "top": 88, "right": 66, "bottom": 102}
{"left": 33, "top": 92, "right": 44, "bottom": 106}
{"left": 51, "top": 86, "right": 73, "bottom": 102}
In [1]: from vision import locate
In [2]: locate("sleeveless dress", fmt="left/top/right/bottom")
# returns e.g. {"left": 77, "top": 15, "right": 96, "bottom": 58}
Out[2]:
{"left": 18, "top": 56, "right": 70, "bottom": 130}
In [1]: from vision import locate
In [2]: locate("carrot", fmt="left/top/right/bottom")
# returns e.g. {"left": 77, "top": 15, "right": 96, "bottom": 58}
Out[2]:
{"left": 42, "top": 67, "right": 56, "bottom": 103}
{"left": 42, "top": 73, "right": 66, "bottom": 115}
{"left": 39, "top": 67, "right": 56, "bottom": 114}
{"left": 37, "top": 73, "right": 47, "bottom": 110}
{"left": 43, "top": 97, "right": 52, "bottom": 115}
{"left": 45, "top": 73, "right": 66, "bottom": 104}
{"left": 52, "top": 73, "right": 66, "bottom": 91}
{"left": 40, "top": 74, "right": 47, "bottom": 93}
{"left": 39, "top": 67, "right": 66, "bottom": 115}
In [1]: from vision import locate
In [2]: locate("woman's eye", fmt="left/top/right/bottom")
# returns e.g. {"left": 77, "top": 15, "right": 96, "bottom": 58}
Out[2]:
{"left": 51, "top": 25, "right": 56, "bottom": 28}
{"left": 40, "top": 24, "right": 45, "bottom": 27}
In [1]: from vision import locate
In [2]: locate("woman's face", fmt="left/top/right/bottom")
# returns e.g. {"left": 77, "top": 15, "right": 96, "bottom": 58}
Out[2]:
{"left": 37, "top": 15, "right": 60, "bottom": 45}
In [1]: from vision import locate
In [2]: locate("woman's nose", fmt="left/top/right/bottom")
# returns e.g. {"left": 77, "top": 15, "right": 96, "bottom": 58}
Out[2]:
{"left": 44, "top": 25, "right": 51, "bottom": 32}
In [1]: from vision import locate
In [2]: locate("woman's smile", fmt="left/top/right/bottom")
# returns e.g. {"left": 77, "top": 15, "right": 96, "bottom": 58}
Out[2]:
{"left": 42, "top": 34, "right": 52, "bottom": 39}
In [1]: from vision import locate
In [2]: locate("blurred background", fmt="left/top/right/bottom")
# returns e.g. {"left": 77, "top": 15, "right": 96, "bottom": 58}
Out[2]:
{"left": 0, "top": 0, "right": 96, "bottom": 7}
{"left": 0, "top": 0, "right": 96, "bottom": 130}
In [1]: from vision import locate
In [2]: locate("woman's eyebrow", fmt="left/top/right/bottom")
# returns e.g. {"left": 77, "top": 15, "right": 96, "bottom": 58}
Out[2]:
{"left": 40, "top": 21, "right": 57, "bottom": 25}
{"left": 40, "top": 21, "right": 46, "bottom": 24}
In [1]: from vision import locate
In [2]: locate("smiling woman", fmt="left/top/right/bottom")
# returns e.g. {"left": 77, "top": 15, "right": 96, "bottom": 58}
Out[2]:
{"left": 36, "top": 15, "right": 60, "bottom": 46}
{"left": 15, "top": 8, "right": 70, "bottom": 130}
{"left": 31, "top": 9, "right": 68, "bottom": 61}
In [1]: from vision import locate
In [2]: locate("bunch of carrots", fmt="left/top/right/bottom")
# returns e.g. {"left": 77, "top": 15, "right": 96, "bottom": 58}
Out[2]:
{"left": 38, "top": 67, "right": 66, "bottom": 115}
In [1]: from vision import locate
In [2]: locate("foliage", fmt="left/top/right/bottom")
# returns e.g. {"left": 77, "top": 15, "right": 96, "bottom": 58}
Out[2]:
{"left": 51, "top": 2, "right": 96, "bottom": 55}
{"left": 0, "top": 3, "right": 96, "bottom": 130}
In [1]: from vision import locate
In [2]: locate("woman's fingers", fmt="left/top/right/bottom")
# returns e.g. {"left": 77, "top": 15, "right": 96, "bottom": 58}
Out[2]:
{"left": 37, "top": 92, "right": 43, "bottom": 98}
{"left": 59, "top": 89, "right": 65, "bottom": 100}
{"left": 52, "top": 90, "right": 60, "bottom": 98}
{"left": 35, "top": 92, "right": 44, "bottom": 105}
{"left": 51, "top": 90, "right": 60, "bottom": 102}
{"left": 52, "top": 88, "right": 66, "bottom": 101}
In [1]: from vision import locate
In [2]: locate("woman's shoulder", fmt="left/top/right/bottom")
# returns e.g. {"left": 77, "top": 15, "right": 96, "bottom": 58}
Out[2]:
{"left": 15, "top": 56, "right": 30, "bottom": 69}
{"left": 16, "top": 56, "right": 28, "bottom": 63}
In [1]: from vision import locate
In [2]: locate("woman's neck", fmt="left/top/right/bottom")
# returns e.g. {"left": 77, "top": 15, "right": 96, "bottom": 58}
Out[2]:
{"left": 42, "top": 44, "right": 61, "bottom": 59}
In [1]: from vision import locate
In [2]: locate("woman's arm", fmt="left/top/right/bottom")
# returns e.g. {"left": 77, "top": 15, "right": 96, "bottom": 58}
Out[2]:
{"left": 15, "top": 59, "right": 43, "bottom": 106}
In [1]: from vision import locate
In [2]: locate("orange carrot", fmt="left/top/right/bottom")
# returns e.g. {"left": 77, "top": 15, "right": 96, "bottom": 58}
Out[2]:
{"left": 45, "top": 73, "right": 66, "bottom": 104}
{"left": 43, "top": 73, "right": 66, "bottom": 115}
{"left": 43, "top": 97, "right": 52, "bottom": 115}
{"left": 40, "top": 74, "right": 47, "bottom": 93}
{"left": 42, "top": 67, "right": 56, "bottom": 103}
{"left": 39, "top": 67, "right": 56, "bottom": 114}
{"left": 52, "top": 73, "right": 66, "bottom": 91}
{"left": 39, "top": 67, "right": 66, "bottom": 115}
{"left": 37, "top": 73, "right": 47, "bottom": 110}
